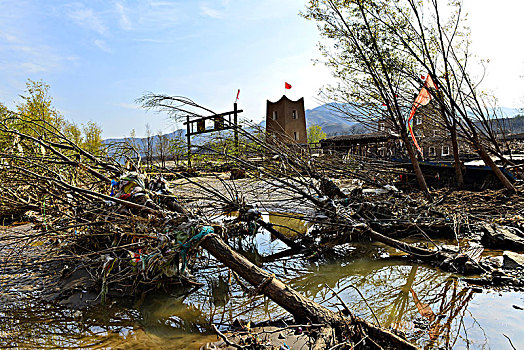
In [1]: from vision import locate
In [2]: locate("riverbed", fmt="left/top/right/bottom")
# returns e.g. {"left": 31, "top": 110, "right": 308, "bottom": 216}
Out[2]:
{"left": 1, "top": 223, "right": 523, "bottom": 349}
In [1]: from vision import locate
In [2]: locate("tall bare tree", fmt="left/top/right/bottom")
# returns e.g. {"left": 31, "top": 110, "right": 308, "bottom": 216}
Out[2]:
{"left": 145, "top": 123, "right": 154, "bottom": 170}
{"left": 304, "top": 0, "right": 516, "bottom": 192}
{"left": 155, "top": 129, "right": 170, "bottom": 168}
{"left": 395, "top": 0, "right": 516, "bottom": 191}
{"left": 303, "top": 0, "right": 432, "bottom": 199}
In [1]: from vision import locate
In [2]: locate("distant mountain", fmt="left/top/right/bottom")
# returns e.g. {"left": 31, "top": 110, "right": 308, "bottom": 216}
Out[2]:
{"left": 104, "top": 104, "right": 523, "bottom": 149}
{"left": 507, "top": 115, "right": 524, "bottom": 134}
{"left": 307, "top": 103, "right": 524, "bottom": 137}
{"left": 103, "top": 126, "right": 247, "bottom": 158}
{"left": 103, "top": 102, "right": 361, "bottom": 147}
{"left": 480, "top": 114, "right": 524, "bottom": 134}
{"left": 305, "top": 103, "right": 363, "bottom": 136}
{"left": 465, "top": 107, "right": 521, "bottom": 120}
{"left": 491, "top": 107, "right": 521, "bottom": 119}
{"left": 104, "top": 128, "right": 216, "bottom": 151}
{"left": 104, "top": 130, "right": 184, "bottom": 149}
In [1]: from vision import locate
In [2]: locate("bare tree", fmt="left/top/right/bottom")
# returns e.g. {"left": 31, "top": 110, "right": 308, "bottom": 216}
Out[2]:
{"left": 137, "top": 94, "right": 215, "bottom": 122}
{"left": 124, "top": 128, "right": 141, "bottom": 166}
{"left": 396, "top": 0, "right": 517, "bottom": 191}
{"left": 303, "top": 0, "right": 432, "bottom": 199}
{"left": 169, "top": 130, "right": 186, "bottom": 166}
{"left": 304, "top": 0, "right": 516, "bottom": 192}
{"left": 144, "top": 123, "right": 154, "bottom": 171}
{"left": 155, "top": 129, "right": 170, "bottom": 168}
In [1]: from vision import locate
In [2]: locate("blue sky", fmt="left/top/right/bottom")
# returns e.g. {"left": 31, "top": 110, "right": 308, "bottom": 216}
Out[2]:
{"left": 0, "top": 0, "right": 330, "bottom": 138}
{"left": 0, "top": 0, "right": 522, "bottom": 138}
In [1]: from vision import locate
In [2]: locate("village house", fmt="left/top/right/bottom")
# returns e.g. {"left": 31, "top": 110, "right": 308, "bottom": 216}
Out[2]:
{"left": 320, "top": 100, "right": 475, "bottom": 161}
{"left": 411, "top": 100, "right": 472, "bottom": 161}
{"left": 319, "top": 131, "right": 403, "bottom": 159}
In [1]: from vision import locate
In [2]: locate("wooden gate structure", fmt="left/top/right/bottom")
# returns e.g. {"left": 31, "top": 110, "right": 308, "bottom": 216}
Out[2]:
{"left": 183, "top": 103, "right": 243, "bottom": 167}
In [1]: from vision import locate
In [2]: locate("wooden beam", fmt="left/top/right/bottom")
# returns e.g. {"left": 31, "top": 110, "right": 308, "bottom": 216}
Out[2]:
{"left": 183, "top": 109, "right": 244, "bottom": 125}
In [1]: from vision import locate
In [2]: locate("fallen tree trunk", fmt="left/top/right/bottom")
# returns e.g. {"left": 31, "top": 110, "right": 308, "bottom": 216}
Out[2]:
{"left": 254, "top": 217, "right": 304, "bottom": 250}
{"left": 335, "top": 224, "right": 485, "bottom": 275}
{"left": 200, "top": 232, "right": 420, "bottom": 350}
{"left": 202, "top": 233, "right": 340, "bottom": 325}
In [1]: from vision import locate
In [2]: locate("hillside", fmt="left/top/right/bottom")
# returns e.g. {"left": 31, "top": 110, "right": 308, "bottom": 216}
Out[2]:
{"left": 305, "top": 103, "right": 356, "bottom": 135}
{"left": 104, "top": 104, "right": 523, "bottom": 148}
{"left": 481, "top": 114, "right": 524, "bottom": 134}
{"left": 306, "top": 104, "right": 524, "bottom": 136}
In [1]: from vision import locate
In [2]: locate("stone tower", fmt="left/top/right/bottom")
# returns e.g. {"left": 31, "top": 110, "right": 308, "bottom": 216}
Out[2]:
{"left": 266, "top": 95, "right": 307, "bottom": 145}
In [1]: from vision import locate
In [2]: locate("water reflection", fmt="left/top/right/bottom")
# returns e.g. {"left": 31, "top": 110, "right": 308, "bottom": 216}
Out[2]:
{"left": 1, "top": 236, "right": 523, "bottom": 349}
{"left": 267, "top": 212, "right": 311, "bottom": 239}
{"left": 0, "top": 298, "right": 218, "bottom": 349}
{"left": 285, "top": 257, "right": 522, "bottom": 349}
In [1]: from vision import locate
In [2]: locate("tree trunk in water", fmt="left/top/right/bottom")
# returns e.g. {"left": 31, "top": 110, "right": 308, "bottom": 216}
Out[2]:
{"left": 450, "top": 126, "right": 464, "bottom": 188}
{"left": 200, "top": 233, "right": 420, "bottom": 350}
{"left": 332, "top": 215, "right": 483, "bottom": 274}
{"left": 365, "top": 227, "right": 436, "bottom": 257}
{"left": 255, "top": 218, "right": 304, "bottom": 250}
{"left": 201, "top": 233, "right": 341, "bottom": 325}
{"left": 400, "top": 128, "right": 431, "bottom": 200}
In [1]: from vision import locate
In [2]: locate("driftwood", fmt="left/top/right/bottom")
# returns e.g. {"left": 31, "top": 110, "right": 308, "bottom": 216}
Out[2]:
{"left": 365, "top": 226, "right": 483, "bottom": 273}
{"left": 200, "top": 232, "right": 420, "bottom": 350}
{"left": 313, "top": 327, "right": 336, "bottom": 350}
{"left": 254, "top": 216, "right": 304, "bottom": 250}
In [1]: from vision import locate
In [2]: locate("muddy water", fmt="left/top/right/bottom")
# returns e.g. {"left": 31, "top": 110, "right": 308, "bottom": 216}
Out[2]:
{"left": 293, "top": 258, "right": 524, "bottom": 349}
{"left": 1, "top": 224, "right": 524, "bottom": 349}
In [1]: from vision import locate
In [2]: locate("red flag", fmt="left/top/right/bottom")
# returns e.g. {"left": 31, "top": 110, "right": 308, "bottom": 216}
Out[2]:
{"left": 235, "top": 89, "right": 240, "bottom": 102}
{"left": 285, "top": 82, "right": 292, "bottom": 89}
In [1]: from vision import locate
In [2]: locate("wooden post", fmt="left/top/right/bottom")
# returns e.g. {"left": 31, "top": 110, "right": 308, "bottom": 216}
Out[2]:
{"left": 234, "top": 102, "right": 239, "bottom": 153}
{"left": 186, "top": 115, "right": 192, "bottom": 168}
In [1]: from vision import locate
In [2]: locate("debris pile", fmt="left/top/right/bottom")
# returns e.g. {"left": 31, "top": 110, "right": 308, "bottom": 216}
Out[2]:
{"left": 1, "top": 115, "right": 524, "bottom": 349}
{"left": 0, "top": 117, "right": 213, "bottom": 304}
